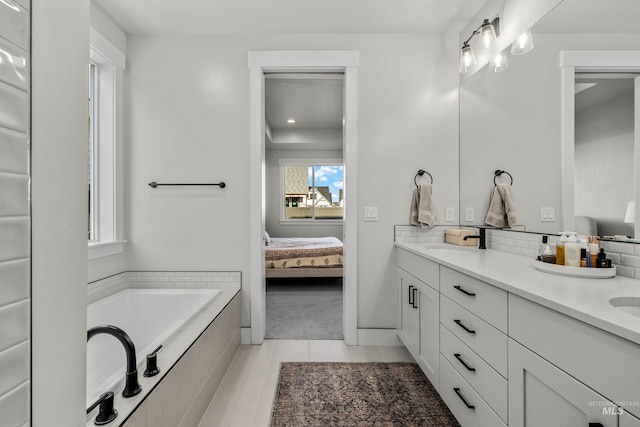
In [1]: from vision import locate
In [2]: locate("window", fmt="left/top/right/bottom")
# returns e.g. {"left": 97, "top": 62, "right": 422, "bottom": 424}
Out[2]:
{"left": 88, "top": 28, "right": 126, "bottom": 259}
{"left": 280, "top": 159, "right": 344, "bottom": 222}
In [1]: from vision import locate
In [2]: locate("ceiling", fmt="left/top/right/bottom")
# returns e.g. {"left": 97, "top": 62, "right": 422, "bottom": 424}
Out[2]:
{"left": 533, "top": 0, "right": 640, "bottom": 33}
{"left": 92, "top": 0, "right": 485, "bottom": 36}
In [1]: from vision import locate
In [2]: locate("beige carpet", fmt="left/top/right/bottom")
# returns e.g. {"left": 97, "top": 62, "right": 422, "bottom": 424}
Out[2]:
{"left": 270, "top": 362, "right": 460, "bottom": 427}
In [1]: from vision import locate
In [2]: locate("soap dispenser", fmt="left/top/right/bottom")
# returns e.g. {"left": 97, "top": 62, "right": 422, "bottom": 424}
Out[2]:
{"left": 556, "top": 232, "right": 570, "bottom": 265}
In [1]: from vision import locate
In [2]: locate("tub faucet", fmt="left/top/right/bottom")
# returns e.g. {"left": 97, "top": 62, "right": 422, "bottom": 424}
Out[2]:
{"left": 463, "top": 227, "right": 487, "bottom": 249}
{"left": 87, "top": 324, "right": 142, "bottom": 398}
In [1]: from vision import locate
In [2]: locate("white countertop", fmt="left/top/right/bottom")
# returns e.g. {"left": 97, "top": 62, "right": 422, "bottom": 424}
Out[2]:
{"left": 396, "top": 242, "right": 640, "bottom": 346}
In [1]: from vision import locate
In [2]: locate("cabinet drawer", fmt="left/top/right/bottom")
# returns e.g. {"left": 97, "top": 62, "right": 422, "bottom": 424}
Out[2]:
{"left": 441, "top": 295, "right": 507, "bottom": 377}
{"left": 440, "top": 266, "right": 507, "bottom": 332}
{"left": 509, "top": 294, "right": 640, "bottom": 419}
{"left": 439, "top": 355, "right": 506, "bottom": 427}
{"left": 440, "top": 325, "right": 507, "bottom": 423}
{"left": 398, "top": 249, "right": 439, "bottom": 290}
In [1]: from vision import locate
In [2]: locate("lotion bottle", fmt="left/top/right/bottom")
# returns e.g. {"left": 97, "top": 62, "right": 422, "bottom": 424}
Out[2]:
{"left": 564, "top": 233, "right": 581, "bottom": 267}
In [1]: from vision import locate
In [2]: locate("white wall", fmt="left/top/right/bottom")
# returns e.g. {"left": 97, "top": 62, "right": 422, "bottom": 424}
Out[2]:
{"left": 575, "top": 94, "right": 634, "bottom": 219}
{"left": 125, "top": 33, "right": 460, "bottom": 331}
{"left": 32, "top": 0, "right": 89, "bottom": 424}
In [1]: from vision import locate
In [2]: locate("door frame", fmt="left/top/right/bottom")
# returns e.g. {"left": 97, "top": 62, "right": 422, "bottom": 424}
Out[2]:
{"left": 248, "top": 51, "right": 359, "bottom": 345}
{"left": 560, "top": 50, "right": 640, "bottom": 235}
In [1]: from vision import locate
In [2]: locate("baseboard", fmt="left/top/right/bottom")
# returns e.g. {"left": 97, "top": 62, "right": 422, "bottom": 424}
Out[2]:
{"left": 357, "top": 328, "right": 402, "bottom": 346}
{"left": 241, "top": 327, "right": 252, "bottom": 344}
{"left": 240, "top": 327, "right": 402, "bottom": 346}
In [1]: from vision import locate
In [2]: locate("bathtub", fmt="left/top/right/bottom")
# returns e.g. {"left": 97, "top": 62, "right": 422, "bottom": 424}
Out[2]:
{"left": 86, "top": 288, "right": 221, "bottom": 407}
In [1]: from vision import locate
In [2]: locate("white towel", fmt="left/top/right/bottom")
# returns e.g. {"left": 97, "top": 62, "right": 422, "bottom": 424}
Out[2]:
{"left": 484, "top": 183, "right": 518, "bottom": 227}
{"left": 410, "top": 184, "right": 437, "bottom": 228}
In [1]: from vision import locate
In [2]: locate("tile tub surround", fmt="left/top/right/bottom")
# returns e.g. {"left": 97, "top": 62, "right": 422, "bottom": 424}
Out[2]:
{"left": 395, "top": 225, "right": 640, "bottom": 279}
{"left": 87, "top": 289, "right": 241, "bottom": 427}
{"left": 88, "top": 271, "right": 241, "bottom": 304}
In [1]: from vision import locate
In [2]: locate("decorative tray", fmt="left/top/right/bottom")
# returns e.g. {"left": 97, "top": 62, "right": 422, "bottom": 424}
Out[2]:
{"left": 533, "top": 261, "right": 616, "bottom": 279}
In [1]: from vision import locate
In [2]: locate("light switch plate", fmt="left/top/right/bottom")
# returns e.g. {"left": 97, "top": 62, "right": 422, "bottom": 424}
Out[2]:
{"left": 541, "top": 207, "right": 555, "bottom": 222}
{"left": 445, "top": 207, "right": 455, "bottom": 222}
{"left": 364, "top": 207, "right": 378, "bottom": 222}
{"left": 465, "top": 207, "right": 474, "bottom": 222}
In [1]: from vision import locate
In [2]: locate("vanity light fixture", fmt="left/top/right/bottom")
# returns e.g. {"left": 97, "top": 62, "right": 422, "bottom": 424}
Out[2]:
{"left": 459, "top": 17, "right": 499, "bottom": 73}
{"left": 511, "top": 29, "right": 534, "bottom": 55}
{"left": 488, "top": 50, "right": 509, "bottom": 73}
{"left": 624, "top": 202, "right": 636, "bottom": 223}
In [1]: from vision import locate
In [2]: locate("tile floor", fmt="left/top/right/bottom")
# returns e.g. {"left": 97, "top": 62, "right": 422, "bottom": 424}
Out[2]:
{"left": 197, "top": 339, "right": 414, "bottom": 427}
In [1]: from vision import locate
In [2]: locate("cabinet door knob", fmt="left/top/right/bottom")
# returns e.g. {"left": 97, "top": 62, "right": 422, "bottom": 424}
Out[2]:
{"left": 454, "top": 285, "right": 476, "bottom": 297}
{"left": 454, "top": 353, "right": 476, "bottom": 372}
{"left": 453, "top": 387, "right": 475, "bottom": 410}
{"left": 454, "top": 319, "right": 476, "bottom": 334}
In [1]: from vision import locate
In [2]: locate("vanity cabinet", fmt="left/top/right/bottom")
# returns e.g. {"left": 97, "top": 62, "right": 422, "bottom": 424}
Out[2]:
{"left": 509, "top": 338, "right": 616, "bottom": 427}
{"left": 397, "top": 250, "right": 440, "bottom": 389}
{"left": 397, "top": 246, "right": 640, "bottom": 427}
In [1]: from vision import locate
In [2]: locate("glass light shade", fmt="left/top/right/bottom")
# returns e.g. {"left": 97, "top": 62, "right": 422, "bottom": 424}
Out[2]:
{"left": 459, "top": 44, "right": 476, "bottom": 73}
{"left": 480, "top": 20, "right": 497, "bottom": 50}
{"left": 625, "top": 202, "right": 636, "bottom": 223}
{"left": 488, "top": 51, "right": 509, "bottom": 73}
{"left": 511, "top": 29, "right": 534, "bottom": 55}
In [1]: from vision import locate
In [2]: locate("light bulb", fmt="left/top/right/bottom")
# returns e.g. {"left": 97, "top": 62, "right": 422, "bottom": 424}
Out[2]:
{"left": 459, "top": 43, "right": 476, "bottom": 73}
{"left": 511, "top": 29, "right": 534, "bottom": 55}
{"left": 480, "top": 20, "right": 497, "bottom": 50}
{"left": 488, "top": 51, "right": 509, "bottom": 73}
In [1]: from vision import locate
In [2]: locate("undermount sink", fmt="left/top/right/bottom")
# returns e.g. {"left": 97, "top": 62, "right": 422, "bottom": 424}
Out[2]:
{"left": 609, "top": 297, "right": 640, "bottom": 318}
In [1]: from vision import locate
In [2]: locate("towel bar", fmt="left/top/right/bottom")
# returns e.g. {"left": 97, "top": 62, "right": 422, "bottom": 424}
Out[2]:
{"left": 414, "top": 169, "right": 433, "bottom": 188}
{"left": 148, "top": 182, "right": 226, "bottom": 188}
{"left": 493, "top": 170, "right": 512, "bottom": 186}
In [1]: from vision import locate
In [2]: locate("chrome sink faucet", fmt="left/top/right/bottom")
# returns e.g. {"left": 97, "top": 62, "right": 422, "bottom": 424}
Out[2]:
{"left": 463, "top": 227, "right": 487, "bottom": 249}
{"left": 87, "top": 324, "right": 142, "bottom": 398}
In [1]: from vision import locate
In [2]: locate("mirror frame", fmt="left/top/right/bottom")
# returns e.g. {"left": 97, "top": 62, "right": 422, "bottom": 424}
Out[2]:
{"left": 560, "top": 50, "right": 640, "bottom": 238}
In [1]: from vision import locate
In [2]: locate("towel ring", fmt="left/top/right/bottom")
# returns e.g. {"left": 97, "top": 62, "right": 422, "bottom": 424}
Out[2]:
{"left": 493, "top": 170, "right": 513, "bottom": 186}
{"left": 414, "top": 169, "right": 433, "bottom": 188}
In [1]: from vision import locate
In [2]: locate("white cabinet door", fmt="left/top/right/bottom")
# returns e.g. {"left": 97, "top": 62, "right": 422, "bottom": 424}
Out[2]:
{"left": 509, "top": 338, "right": 617, "bottom": 427}
{"left": 418, "top": 283, "right": 439, "bottom": 389}
{"left": 398, "top": 269, "right": 419, "bottom": 356}
{"left": 621, "top": 412, "right": 640, "bottom": 427}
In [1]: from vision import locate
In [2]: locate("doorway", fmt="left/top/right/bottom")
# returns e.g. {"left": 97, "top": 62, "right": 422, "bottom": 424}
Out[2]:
{"left": 248, "top": 51, "right": 359, "bottom": 345}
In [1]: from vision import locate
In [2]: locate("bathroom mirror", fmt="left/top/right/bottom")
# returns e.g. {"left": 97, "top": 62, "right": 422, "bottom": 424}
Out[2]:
{"left": 459, "top": 0, "right": 640, "bottom": 237}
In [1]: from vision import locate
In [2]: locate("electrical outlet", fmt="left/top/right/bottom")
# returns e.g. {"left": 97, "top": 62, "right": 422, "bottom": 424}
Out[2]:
{"left": 364, "top": 207, "right": 378, "bottom": 222}
{"left": 445, "top": 207, "right": 455, "bottom": 222}
{"left": 541, "top": 207, "right": 555, "bottom": 222}
{"left": 465, "top": 207, "right": 474, "bottom": 222}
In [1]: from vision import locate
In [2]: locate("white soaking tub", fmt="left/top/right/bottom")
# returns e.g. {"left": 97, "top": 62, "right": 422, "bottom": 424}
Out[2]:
{"left": 86, "top": 288, "right": 221, "bottom": 407}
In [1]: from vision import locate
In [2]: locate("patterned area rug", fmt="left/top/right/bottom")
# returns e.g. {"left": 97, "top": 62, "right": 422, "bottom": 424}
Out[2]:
{"left": 270, "top": 362, "right": 460, "bottom": 427}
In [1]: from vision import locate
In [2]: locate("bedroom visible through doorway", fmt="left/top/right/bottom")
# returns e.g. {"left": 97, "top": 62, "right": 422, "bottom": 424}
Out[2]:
{"left": 264, "top": 73, "right": 345, "bottom": 340}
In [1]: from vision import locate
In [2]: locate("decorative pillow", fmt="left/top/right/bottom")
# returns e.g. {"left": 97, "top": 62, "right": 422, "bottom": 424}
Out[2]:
{"left": 264, "top": 230, "right": 271, "bottom": 245}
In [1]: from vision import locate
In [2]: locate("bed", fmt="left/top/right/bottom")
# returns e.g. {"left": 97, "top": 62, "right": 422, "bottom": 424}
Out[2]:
{"left": 265, "top": 236, "right": 343, "bottom": 278}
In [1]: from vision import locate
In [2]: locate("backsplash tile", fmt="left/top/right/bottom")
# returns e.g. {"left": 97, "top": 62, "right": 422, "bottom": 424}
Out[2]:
{"left": 0, "top": 0, "right": 30, "bottom": 51}
{"left": 88, "top": 271, "right": 242, "bottom": 304}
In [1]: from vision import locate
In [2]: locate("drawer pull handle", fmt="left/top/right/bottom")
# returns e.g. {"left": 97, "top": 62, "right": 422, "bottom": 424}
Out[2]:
{"left": 588, "top": 424, "right": 604, "bottom": 427}
{"left": 453, "top": 387, "right": 475, "bottom": 410}
{"left": 412, "top": 288, "right": 418, "bottom": 309}
{"left": 408, "top": 285, "right": 414, "bottom": 306}
{"left": 453, "top": 353, "right": 476, "bottom": 372}
{"left": 454, "top": 285, "right": 476, "bottom": 297}
{"left": 454, "top": 319, "right": 476, "bottom": 334}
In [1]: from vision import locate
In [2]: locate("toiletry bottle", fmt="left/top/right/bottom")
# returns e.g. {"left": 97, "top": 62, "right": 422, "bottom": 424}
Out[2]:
{"left": 537, "top": 235, "right": 548, "bottom": 261}
{"left": 598, "top": 248, "right": 608, "bottom": 268}
{"left": 588, "top": 243, "right": 598, "bottom": 268}
{"left": 556, "top": 232, "right": 569, "bottom": 265}
{"left": 564, "top": 233, "right": 581, "bottom": 267}
{"left": 580, "top": 248, "right": 587, "bottom": 267}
